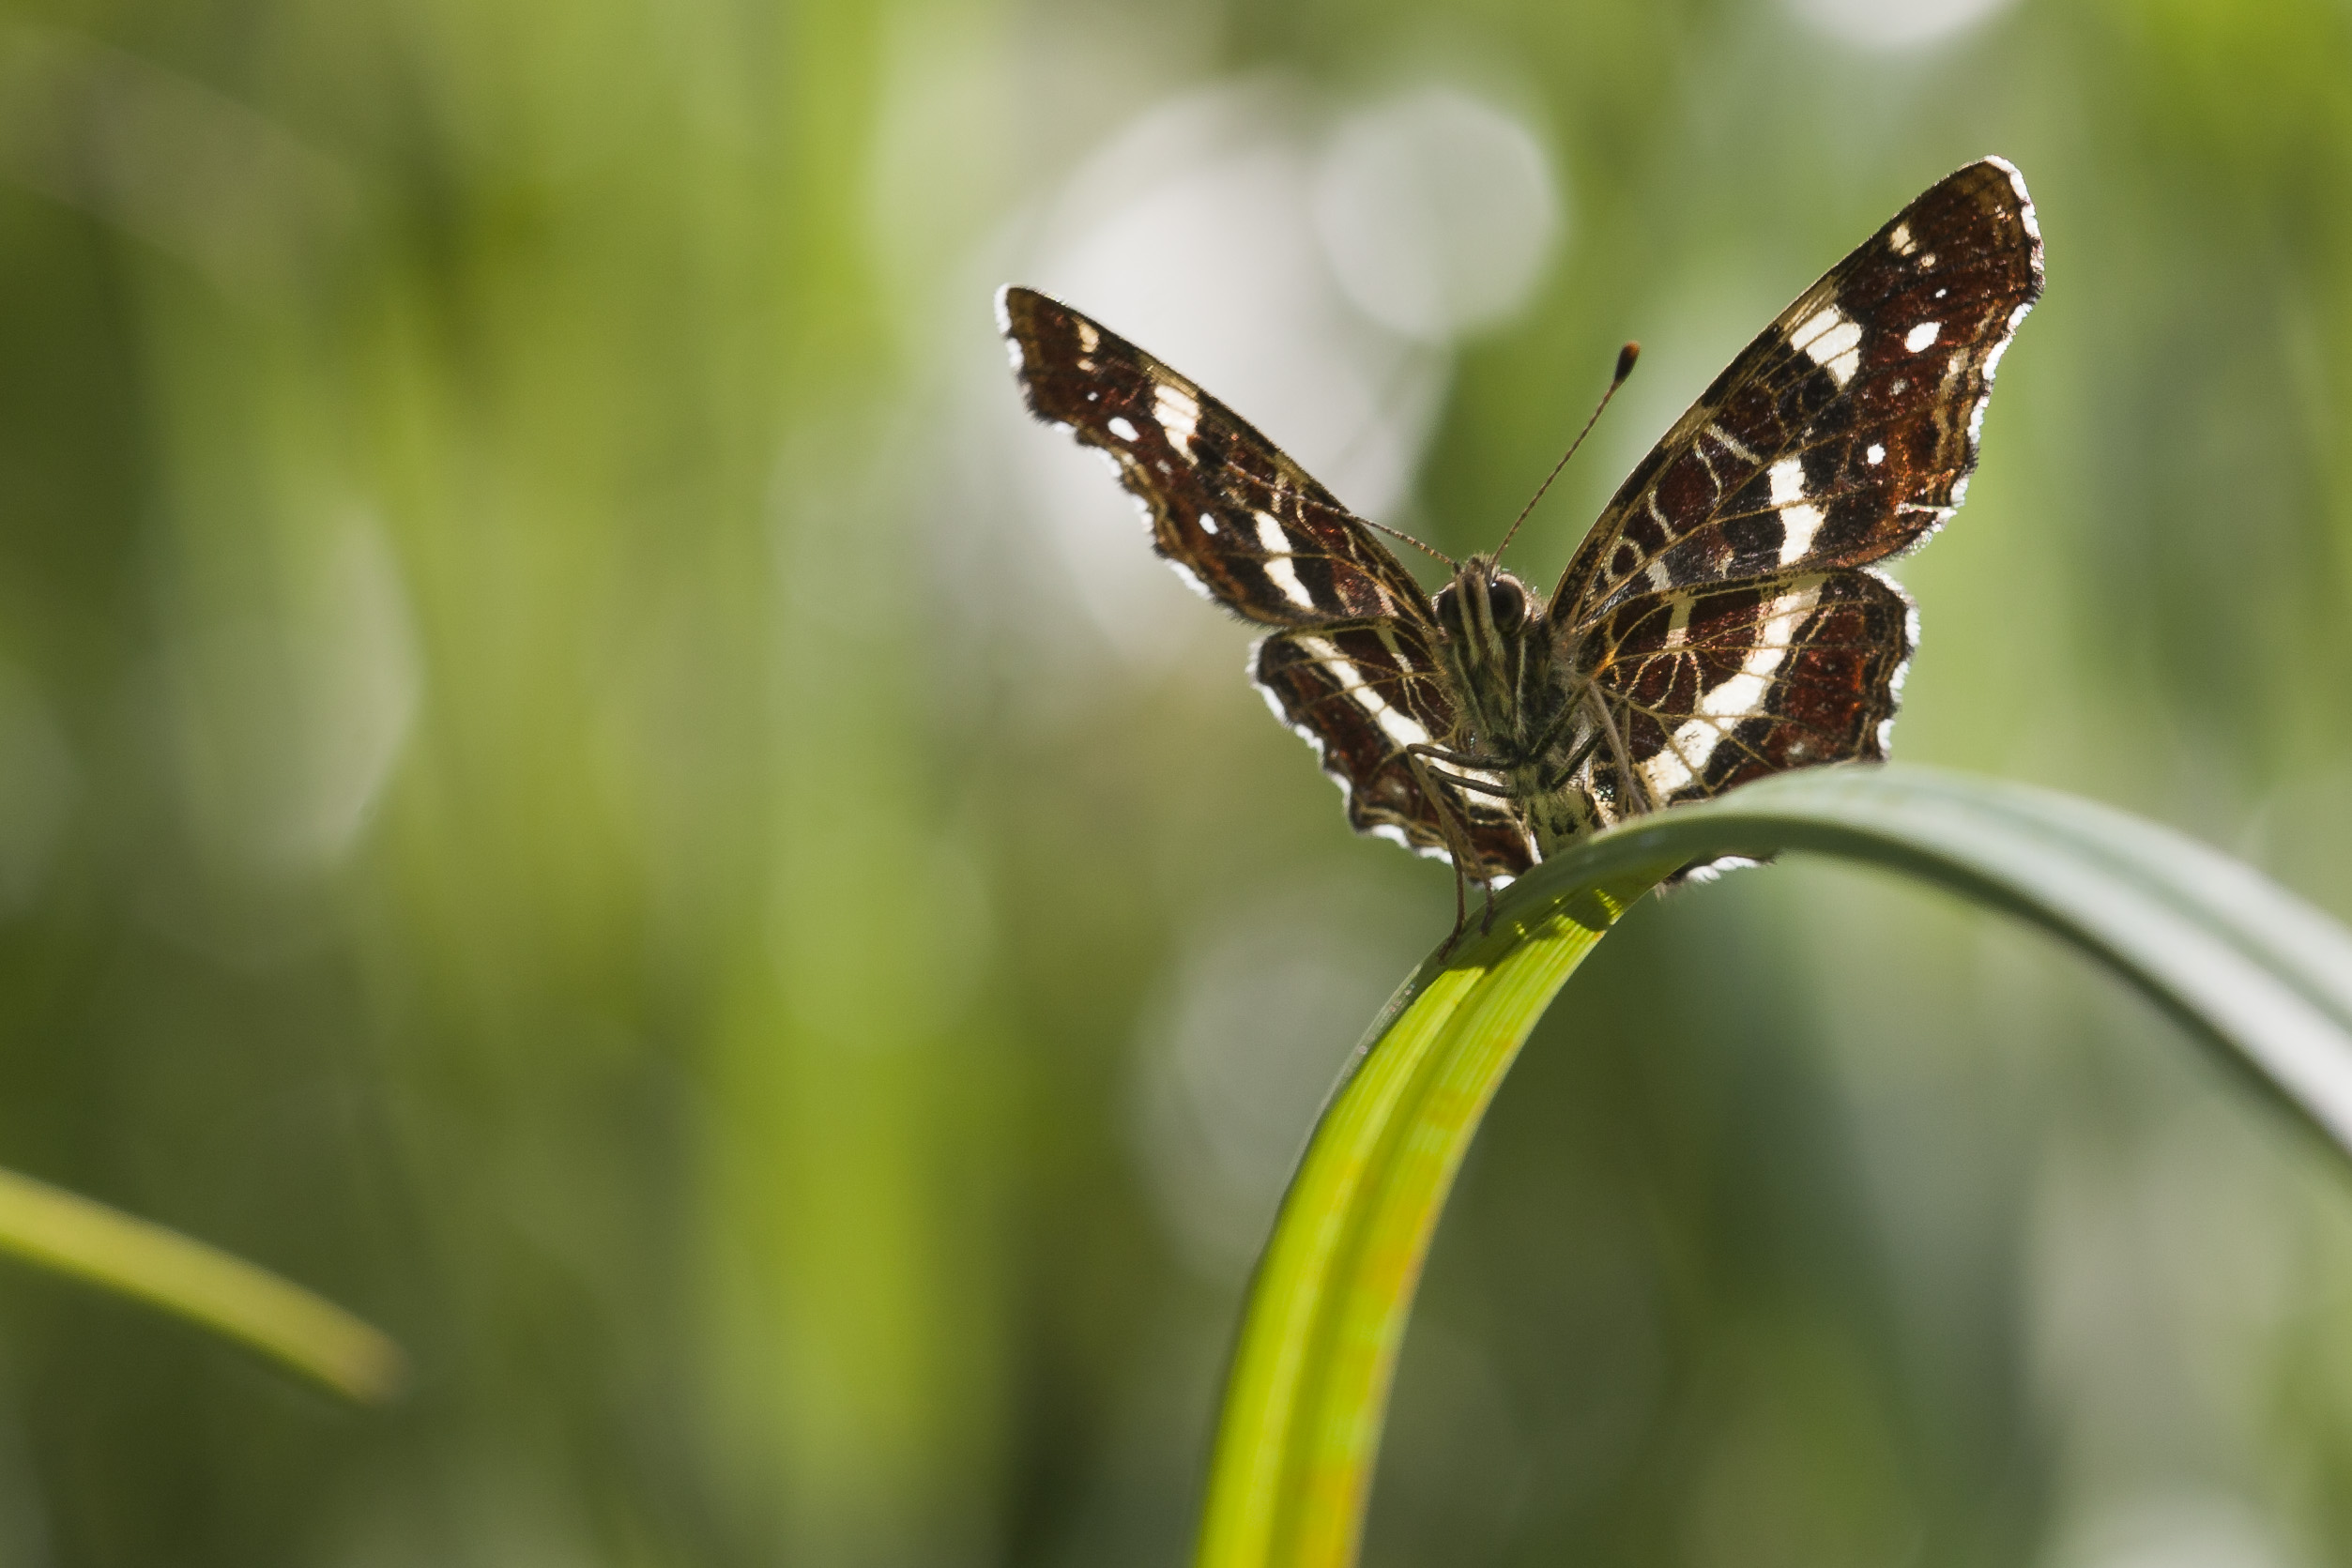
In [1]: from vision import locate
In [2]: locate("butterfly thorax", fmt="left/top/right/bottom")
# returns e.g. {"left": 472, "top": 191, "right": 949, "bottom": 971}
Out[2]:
{"left": 1431, "top": 556, "right": 1621, "bottom": 856}
{"left": 1431, "top": 557, "right": 1541, "bottom": 752}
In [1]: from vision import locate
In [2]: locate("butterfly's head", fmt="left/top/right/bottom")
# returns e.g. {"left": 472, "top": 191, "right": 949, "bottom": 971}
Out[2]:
{"left": 1433, "top": 555, "right": 1536, "bottom": 664}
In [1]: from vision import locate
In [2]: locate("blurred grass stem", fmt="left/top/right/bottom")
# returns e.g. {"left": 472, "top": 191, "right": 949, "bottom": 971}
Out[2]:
{"left": 0, "top": 1165, "right": 403, "bottom": 1403}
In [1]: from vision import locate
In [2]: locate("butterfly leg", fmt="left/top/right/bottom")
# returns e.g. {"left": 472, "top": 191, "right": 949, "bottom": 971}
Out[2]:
{"left": 1421, "top": 786, "right": 1477, "bottom": 953}
{"left": 1402, "top": 740, "right": 1515, "bottom": 779}
{"left": 1401, "top": 747, "right": 1516, "bottom": 798}
{"left": 1585, "top": 687, "right": 1659, "bottom": 818}
{"left": 1407, "top": 747, "right": 1511, "bottom": 939}
{"left": 1505, "top": 687, "right": 1606, "bottom": 794}
{"left": 1536, "top": 727, "right": 1607, "bottom": 794}
{"left": 1401, "top": 745, "right": 1521, "bottom": 944}
{"left": 1401, "top": 748, "right": 1497, "bottom": 955}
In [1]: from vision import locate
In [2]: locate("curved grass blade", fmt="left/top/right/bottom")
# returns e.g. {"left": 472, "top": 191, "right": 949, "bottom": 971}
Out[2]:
{"left": 1191, "top": 867, "right": 1671, "bottom": 1568}
{"left": 1194, "top": 763, "right": 2352, "bottom": 1568}
{"left": 0, "top": 1165, "right": 405, "bottom": 1403}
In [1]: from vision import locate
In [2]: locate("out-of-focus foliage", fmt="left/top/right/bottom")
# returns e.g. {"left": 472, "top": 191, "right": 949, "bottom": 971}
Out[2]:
{"left": 0, "top": 0, "right": 2348, "bottom": 1565}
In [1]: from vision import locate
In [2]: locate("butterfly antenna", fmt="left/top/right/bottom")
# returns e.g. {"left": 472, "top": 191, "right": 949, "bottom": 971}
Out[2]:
{"left": 1360, "top": 515, "right": 1457, "bottom": 569}
{"left": 1494, "top": 342, "right": 1640, "bottom": 562}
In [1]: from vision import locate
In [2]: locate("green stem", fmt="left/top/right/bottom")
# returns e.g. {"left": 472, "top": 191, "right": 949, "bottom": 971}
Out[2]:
{"left": 1194, "top": 867, "right": 1664, "bottom": 1568}
{"left": 0, "top": 1165, "right": 405, "bottom": 1403}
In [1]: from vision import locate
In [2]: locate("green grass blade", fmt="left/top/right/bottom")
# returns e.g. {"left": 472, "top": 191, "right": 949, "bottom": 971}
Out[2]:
{"left": 1587, "top": 766, "right": 2352, "bottom": 1149}
{"left": 1194, "top": 763, "right": 2352, "bottom": 1568}
{"left": 0, "top": 1165, "right": 405, "bottom": 1403}
{"left": 1192, "top": 868, "right": 1668, "bottom": 1568}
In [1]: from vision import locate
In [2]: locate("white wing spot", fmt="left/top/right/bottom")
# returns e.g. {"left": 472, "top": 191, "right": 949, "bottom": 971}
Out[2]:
{"left": 1297, "top": 634, "right": 1430, "bottom": 750}
{"left": 1700, "top": 584, "right": 1817, "bottom": 720}
{"left": 1703, "top": 422, "right": 1759, "bottom": 464}
{"left": 1642, "top": 748, "right": 1692, "bottom": 797}
{"left": 1917, "top": 252, "right": 1937, "bottom": 268}
{"left": 1372, "top": 703, "right": 1428, "bottom": 750}
{"left": 1199, "top": 512, "right": 1220, "bottom": 537}
{"left": 1888, "top": 221, "right": 1916, "bottom": 255}
{"left": 1790, "top": 305, "right": 1862, "bottom": 387}
{"left": 1076, "top": 320, "right": 1100, "bottom": 353}
{"left": 1106, "top": 415, "right": 1139, "bottom": 442}
{"left": 1659, "top": 596, "right": 1694, "bottom": 651}
{"left": 1153, "top": 384, "right": 1201, "bottom": 464}
{"left": 1641, "top": 583, "right": 1822, "bottom": 798}
{"left": 1767, "top": 457, "right": 1825, "bottom": 566}
{"left": 1789, "top": 305, "right": 1841, "bottom": 353}
{"left": 1904, "top": 321, "right": 1942, "bottom": 353}
{"left": 1256, "top": 512, "right": 1316, "bottom": 611}
{"left": 1866, "top": 443, "right": 1886, "bottom": 465}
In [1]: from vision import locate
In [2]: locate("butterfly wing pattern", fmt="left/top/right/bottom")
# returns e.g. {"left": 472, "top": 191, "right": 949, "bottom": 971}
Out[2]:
{"left": 1252, "top": 622, "right": 1534, "bottom": 877}
{"left": 998, "top": 285, "right": 1534, "bottom": 877}
{"left": 1000, "top": 156, "right": 2040, "bottom": 898}
{"left": 1548, "top": 157, "right": 2041, "bottom": 827}
{"left": 1575, "top": 571, "right": 1920, "bottom": 827}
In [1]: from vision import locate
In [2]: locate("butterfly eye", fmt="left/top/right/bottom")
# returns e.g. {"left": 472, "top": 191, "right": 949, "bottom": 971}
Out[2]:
{"left": 1432, "top": 581, "right": 1463, "bottom": 629}
{"left": 1487, "top": 578, "right": 1526, "bottom": 632}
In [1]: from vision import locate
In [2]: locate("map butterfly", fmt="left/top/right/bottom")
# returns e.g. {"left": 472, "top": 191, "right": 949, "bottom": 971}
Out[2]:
{"left": 1000, "top": 158, "right": 2042, "bottom": 928}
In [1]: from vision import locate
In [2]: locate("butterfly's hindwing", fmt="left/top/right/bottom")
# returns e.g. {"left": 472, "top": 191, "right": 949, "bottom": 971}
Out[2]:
{"left": 1579, "top": 571, "right": 1916, "bottom": 816}
{"left": 1253, "top": 623, "right": 1534, "bottom": 880}
{"left": 999, "top": 286, "right": 1431, "bottom": 628}
{"left": 1552, "top": 157, "right": 2042, "bottom": 627}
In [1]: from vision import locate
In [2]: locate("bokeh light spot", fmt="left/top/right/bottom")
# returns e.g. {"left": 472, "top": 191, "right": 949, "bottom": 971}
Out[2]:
{"left": 1785, "top": 0, "right": 2021, "bottom": 51}
{"left": 1311, "top": 85, "right": 1564, "bottom": 343}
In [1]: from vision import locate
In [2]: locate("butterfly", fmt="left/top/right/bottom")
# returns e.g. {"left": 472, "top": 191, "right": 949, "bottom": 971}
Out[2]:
{"left": 1000, "top": 157, "right": 2042, "bottom": 930}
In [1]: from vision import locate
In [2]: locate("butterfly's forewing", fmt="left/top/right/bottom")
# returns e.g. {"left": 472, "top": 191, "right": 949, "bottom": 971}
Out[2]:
{"left": 999, "top": 286, "right": 1432, "bottom": 629}
{"left": 1551, "top": 158, "right": 2042, "bottom": 629}
{"left": 1572, "top": 571, "right": 1917, "bottom": 820}
{"left": 1255, "top": 623, "right": 1534, "bottom": 879}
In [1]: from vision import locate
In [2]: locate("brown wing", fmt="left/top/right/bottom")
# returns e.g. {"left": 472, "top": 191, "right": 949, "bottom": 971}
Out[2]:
{"left": 1000, "top": 285, "right": 1525, "bottom": 877}
{"left": 1551, "top": 157, "right": 2042, "bottom": 631}
{"left": 1564, "top": 571, "right": 1916, "bottom": 824}
{"left": 1254, "top": 622, "right": 1534, "bottom": 881}
{"left": 999, "top": 285, "right": 1433, "bottom": 629}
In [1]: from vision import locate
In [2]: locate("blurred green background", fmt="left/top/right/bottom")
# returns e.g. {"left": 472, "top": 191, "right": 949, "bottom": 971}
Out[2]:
{"left": 0, "top": 0, "right": 2349, "bottom": 1562}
